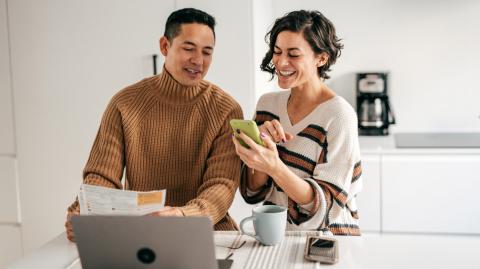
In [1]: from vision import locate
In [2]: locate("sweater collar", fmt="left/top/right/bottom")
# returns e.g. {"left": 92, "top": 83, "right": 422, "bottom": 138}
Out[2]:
{"left": 154, "top": 67, "right": 206, "bottom": 103}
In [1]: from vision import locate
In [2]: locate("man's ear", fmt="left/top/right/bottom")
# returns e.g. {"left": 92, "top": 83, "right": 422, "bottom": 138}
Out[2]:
{"left": 159, "top": 36, "right": 170, "bottom": 57}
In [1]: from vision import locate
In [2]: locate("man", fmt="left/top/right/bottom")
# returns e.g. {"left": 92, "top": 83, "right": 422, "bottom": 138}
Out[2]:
{"left": 65, "top": 8, "right": 243, "bottom": 241}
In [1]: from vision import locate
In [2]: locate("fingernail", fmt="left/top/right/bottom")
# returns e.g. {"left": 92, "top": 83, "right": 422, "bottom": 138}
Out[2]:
{"left": 261, "top": 132, "right": 267, "bottom": 137}
{"left": 236, "top": 129, "right": 241, "bottom": 134}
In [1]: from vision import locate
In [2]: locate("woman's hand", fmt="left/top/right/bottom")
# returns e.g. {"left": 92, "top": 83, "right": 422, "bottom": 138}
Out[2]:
{"left": 258, "top": 120, "right": 294, "bottom": 143}
{"left": 232, "top": 131, "right": 282, "bottom": 176}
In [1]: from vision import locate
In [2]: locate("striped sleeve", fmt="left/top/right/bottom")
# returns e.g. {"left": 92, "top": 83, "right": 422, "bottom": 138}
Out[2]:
{"left": 309, "top": 109, "right": 362, "bottom": 234}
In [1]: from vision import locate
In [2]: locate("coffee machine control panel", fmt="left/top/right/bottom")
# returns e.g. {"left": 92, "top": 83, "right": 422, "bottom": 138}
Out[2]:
{"left": 358, "top": 74, "right": 385, "bottom": 93}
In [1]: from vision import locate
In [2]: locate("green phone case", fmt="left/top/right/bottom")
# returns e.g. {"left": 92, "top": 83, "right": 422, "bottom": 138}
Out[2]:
{"left": 230, "top": 119, "right": 265, "bottom": 148}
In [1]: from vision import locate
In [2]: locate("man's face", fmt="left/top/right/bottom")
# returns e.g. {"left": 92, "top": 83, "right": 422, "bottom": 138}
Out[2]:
{"left": 160, "top": 23, "right": 215, "bottom": 87}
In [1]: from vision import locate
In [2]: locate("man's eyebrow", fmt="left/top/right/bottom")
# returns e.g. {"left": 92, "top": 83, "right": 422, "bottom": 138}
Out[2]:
{"left": 183, "top": 41, "right": 213, "bottom": 50}
{"left": 183, "top": 41, "right": 197, "bottom": 46}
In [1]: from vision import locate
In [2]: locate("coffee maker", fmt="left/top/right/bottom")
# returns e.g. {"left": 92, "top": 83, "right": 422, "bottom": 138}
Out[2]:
{"left": 356, "top": 72, "right": 395, "bottom": 135}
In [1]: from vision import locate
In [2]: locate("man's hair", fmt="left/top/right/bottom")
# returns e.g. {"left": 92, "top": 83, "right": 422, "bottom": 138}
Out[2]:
{"left": 164, "top": 8, "right": 216, "bottom": 41}
{"left": 261, "top": 10, "right": 343, "bottom": 80}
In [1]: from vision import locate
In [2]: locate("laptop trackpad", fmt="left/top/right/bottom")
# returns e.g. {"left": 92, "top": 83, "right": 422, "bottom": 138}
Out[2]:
{"left": 217, "top": 259, "right": 233, "bottom": 269}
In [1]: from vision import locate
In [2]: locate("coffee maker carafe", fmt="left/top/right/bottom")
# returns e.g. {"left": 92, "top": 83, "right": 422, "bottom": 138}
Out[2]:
{"left": 356, "top": 73, "right": 395, "bottom": 135}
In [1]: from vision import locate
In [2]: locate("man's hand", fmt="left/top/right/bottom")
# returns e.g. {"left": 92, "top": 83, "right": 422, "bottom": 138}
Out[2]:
{"left": 147, "top": 206, "right": 183, "bottom": 217}
{"left": 65, "top": 210, "right": 79, "bottom": 242}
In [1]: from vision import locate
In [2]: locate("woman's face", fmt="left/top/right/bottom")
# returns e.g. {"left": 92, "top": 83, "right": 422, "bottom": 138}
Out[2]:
{"left": 272, "top": 31, "right": 324, "bottom": 89}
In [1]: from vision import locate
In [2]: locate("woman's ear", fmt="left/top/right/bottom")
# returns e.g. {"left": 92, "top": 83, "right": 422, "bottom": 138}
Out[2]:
{"left": 316, "top": 52, "right": 329, "bottom": 67}
{"left": 159, "top": 36, "right": 170, "bottom": 57}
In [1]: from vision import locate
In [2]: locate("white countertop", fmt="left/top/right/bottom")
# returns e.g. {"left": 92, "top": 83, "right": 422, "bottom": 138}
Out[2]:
{"left": 9, "top": 232, "right": 480, "bottom": 269}
{"left": 359, "top": 135, "right": 480, "bottom": 154}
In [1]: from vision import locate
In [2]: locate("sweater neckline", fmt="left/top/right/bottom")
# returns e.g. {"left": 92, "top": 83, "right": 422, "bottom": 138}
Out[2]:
{"left": 280, "top": 91, "right": 340, "bottom": 134}
{"left": 153, "top": 67, "right": 207, "bottom": 103}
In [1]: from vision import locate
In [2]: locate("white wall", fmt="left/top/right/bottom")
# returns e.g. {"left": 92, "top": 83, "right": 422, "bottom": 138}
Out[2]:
{"left": 252, "top": 0, "right": 275, "bottom": 102}
{"left": 268, "top": 0, "right": 480, "bottom": 132}
{"left": 1, "top": 0, "right": 23, "bottom": 267}
{"left": 0, "top": 0, "right": 15, "bottom": 154}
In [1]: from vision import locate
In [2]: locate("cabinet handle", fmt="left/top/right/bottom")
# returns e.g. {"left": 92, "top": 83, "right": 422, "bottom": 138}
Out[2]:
{"left": 152, "top": 54, "right": 158, "bottom": 75}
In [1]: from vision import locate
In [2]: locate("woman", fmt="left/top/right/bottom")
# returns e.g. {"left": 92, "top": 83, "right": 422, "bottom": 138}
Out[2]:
{"left": 232, "top": 10, "right": 362, "bottom": 235}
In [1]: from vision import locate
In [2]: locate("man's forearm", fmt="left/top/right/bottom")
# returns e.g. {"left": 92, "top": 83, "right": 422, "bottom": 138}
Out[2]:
{"left": 181, "top": 178, "right": 236, "bottom": 223}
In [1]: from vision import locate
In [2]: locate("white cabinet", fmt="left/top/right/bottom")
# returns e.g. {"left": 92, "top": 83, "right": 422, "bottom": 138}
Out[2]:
{"left": 0, "top": 224, "right": 23, "bottom": 268}
{"left": 0, "top": 156, "right": 20, "bottom": 223}
{"left": 0, "top": 0, "right": 15, "bottom": 155}
{"left": 356, "top": 154, "right": 381, "bottom": 232}
{"left": 382, "top": 154, "right": 480, "bottom": 234}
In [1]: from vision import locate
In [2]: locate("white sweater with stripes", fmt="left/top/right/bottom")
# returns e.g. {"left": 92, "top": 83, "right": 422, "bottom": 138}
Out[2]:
{"left": 240, "top": 91, "right": 363, "bottom": 235}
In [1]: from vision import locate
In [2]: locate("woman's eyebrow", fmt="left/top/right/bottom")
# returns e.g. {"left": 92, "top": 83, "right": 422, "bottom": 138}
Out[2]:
{"left": 274, "top": 45, "right": 301, "bottom": 52}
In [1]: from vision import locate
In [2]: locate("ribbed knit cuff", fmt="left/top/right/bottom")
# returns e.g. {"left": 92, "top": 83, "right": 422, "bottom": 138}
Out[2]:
{"left": 67, "top": 199, "right": 80, "bottom": 214}
{"left": 179, "top": 204, "right": 203, "bottom": 217}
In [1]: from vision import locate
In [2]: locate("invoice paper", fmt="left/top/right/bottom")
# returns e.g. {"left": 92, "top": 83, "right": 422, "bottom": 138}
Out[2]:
{"left": 78, "top": 184, "right": 166, "bottom": 215}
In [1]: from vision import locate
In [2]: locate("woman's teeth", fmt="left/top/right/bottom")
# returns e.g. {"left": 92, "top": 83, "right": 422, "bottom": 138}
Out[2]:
{"left": 279, "top": 70, "right": 295, "bottom": 77}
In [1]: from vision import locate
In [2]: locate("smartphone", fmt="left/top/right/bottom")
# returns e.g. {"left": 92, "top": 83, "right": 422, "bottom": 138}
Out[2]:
{"left": 229, "top": 119, "right": 265, "bottom": 148}
{"left": 304, "top": 235, "right": 339, "bottom": 264}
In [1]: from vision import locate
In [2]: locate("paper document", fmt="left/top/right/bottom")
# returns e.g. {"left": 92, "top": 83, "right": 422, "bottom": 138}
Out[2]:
{"left": 78, "top": 184, "right": 166, "bottom": 216}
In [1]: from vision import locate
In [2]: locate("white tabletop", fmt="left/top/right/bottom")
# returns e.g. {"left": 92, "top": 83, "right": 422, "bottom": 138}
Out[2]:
{"left": 9, "top": 231, "right": 480, "bottom": 269}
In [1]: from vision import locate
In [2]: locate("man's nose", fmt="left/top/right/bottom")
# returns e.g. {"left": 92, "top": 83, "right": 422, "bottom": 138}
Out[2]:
{"left": 190, "top": 51, "right": 203, "bottom": 66}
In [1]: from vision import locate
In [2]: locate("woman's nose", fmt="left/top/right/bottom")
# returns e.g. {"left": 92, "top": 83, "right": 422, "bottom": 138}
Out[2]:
{"left": 275, "top": 55, "right": 289, "bottom": 67}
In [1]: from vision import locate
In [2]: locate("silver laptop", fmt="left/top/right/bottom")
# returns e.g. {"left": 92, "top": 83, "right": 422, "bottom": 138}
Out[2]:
{"left": 72, "top": 216, "right": 232, "bottom": 269}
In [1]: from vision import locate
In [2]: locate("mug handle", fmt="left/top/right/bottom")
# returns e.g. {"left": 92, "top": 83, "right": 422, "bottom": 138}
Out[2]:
{"left": 239, "top": 216, "right": 257, "bottom": 239}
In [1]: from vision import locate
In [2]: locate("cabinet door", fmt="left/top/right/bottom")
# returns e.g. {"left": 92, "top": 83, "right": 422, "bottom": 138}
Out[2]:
{"left": 0, "top": 0, "right": 15, "bottom": 155}
{"left": 382, "top": 154, "right": 480, "bottom": 234}
{"left": 356, "top": 154, "right": 381, "bottom": 232}
{"left": 0, "top": 224, "right": 23, "bottom": 268}
{"left": 0, "top": 156, "right": 20, "bottom": 223}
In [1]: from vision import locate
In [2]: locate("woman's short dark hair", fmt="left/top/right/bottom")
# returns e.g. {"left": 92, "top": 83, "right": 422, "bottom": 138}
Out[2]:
{"left": 164, "top": 8, "right": 216, "bottom": 41}
{"left": 261, "top": 10, "right": 343, "bottom": 80}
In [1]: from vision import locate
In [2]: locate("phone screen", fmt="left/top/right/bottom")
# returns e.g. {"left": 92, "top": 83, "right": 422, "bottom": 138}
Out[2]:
{"left": 308, "top": 237, "right": 335, "bottom": 258}
{"left": 311, "top": 238, "right": 334, "bottom": 248}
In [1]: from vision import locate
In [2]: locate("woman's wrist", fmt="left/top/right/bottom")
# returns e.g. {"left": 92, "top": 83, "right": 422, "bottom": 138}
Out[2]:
{"left": 269, "top": 160, "right": 288, "bottom": 181}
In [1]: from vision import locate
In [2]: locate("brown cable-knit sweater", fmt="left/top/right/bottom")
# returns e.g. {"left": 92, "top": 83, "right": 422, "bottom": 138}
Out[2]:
{"left": 68, "top": 68, "right": 243, "bottom": 230}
